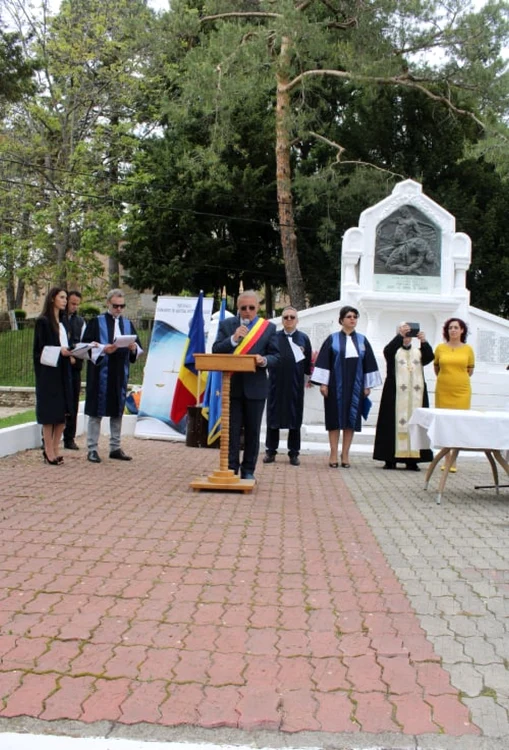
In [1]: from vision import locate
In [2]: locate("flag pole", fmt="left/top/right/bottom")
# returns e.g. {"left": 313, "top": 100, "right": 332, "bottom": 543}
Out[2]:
{"left": 196, "top": 290, "right": 204, "bottom": 406}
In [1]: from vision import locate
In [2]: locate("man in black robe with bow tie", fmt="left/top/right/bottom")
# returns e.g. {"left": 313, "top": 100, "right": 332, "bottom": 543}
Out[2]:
{"left": 264, "top": 306, "right": 312, "bottom": 466}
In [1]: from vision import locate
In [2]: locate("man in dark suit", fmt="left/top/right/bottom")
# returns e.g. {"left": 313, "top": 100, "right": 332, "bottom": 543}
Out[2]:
{"left": 212, "top": 290, "right": 279, "bottom": 481}
{"left": 63, "top": 290, "right": 85, "bottom": 450}
{"left": 82, "top": 289, "right": 143, "bottom": 463}
{"left": 264, "top": 306, "right": 312, "bottom": 466}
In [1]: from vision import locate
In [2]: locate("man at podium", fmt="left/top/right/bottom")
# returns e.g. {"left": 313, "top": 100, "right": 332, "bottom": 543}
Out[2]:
{"left": 212, "top": 290, "right": 279, "bottom": 481}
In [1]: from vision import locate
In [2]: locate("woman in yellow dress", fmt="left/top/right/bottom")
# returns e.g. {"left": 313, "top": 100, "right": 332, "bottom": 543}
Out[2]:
{"left": 434, "top": 318, "right": 475, "bottom": 408}
{"left": 434, "top": 317, "right": 475, "bottom": 471}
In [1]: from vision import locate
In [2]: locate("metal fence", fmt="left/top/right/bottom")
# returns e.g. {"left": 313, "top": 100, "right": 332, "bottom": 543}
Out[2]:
{"left": 0, "top": 318, "right": 154, "bottom": 388}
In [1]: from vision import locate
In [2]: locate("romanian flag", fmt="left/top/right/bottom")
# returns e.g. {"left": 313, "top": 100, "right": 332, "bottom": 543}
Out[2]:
{"left": 201, "top": 294, "right": 226, "bottom": 445}
{"left": 170, "top": 292, "right": 206, "bottom": 424}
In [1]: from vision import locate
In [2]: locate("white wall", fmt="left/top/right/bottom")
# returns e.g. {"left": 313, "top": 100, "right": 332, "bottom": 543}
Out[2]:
{"left": 275, "top": 301, "right": 509, "bottom": 426}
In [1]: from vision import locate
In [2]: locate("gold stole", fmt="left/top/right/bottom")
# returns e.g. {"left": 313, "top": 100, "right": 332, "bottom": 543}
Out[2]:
{"left": 395, "top": 347, "right": 424, "bottom": 458}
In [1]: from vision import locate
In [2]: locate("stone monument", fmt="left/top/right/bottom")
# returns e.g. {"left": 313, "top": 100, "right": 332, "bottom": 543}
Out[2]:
{"left": 340, "top": 178, "right": 471, "bottom": 349}
{"left": 284, "top": 178, "right": 509, "bottom": 431}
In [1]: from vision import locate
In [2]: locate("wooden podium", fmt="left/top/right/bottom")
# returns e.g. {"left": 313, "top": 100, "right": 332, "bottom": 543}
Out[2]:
{"left": 190, "top": 353, "right": 257, "bottom": 492}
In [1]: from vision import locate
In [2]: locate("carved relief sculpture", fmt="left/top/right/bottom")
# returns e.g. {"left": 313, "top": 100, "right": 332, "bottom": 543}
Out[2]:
{"left": 375, "top": 205, "right": 440, "bottom": 277}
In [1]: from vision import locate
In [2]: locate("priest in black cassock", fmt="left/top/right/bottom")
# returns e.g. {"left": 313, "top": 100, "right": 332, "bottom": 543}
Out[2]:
{"left": 82, "top": 289, "right": 143, "bottom": 463}
{"left": 264, "top": 307, "right": 312, "bottom": 466}
{"left": 373, "top": 323, "right": 434, "bottom": 470}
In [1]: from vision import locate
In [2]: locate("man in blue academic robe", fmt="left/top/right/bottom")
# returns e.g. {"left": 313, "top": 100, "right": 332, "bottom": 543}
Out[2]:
{"left": 82, "top": 289, "right": 143, "bottom": 463}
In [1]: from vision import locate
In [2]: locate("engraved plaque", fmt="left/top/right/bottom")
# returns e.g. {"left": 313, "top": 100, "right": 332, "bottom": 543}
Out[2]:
{"left": 478, "top": 330, "right": 497, "bottom": 363}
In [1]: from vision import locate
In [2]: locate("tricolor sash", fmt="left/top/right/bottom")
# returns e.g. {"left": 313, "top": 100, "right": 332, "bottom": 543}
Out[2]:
{"left": 233, "top": 318, "right": 270, "bottom": 355}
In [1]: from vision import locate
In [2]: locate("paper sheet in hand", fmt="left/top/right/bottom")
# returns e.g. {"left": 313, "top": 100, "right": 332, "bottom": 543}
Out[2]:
{"left": 289, "top": 339, "right": 305, "bottom": 363}
{"left": 113, "top": 335, "right": 136, "bottom": 348}
{"left": 41, "top": 346, "right": 60, "bottom": 367}
{"left": 70, "top": 343, "right": 94, "bottom": 360}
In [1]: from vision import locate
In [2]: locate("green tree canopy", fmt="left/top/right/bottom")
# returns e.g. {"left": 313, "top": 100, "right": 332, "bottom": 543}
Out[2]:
{"left": 0, "top": 26, "right": 35, "bottom": 109}
{"left": 119, "top": 0, "right": 509, "bottom": 309}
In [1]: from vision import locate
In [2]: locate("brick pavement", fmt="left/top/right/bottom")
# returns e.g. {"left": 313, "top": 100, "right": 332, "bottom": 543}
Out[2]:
{"left": 0, "top": 438, "right": 507, "bottom": 748}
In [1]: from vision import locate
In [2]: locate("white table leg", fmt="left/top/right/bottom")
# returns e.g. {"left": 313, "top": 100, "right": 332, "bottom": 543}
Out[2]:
{"left": 435, "top": 448, "right": 459, "bottom": 504}
{"left": 425, "top": 447, "right": 449, "bottom": 490}
{"left": 484, "top": 450, "right": 500, "bottom": 494}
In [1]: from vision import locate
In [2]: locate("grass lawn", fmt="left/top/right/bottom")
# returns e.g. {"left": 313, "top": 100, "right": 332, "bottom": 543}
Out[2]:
{"left": 0, "top": 409, "right": 36, "bottom": 429}
{"left": 0, "top": 327, "right": 35, "bottom": 387}
{"left": 0, "top": 323, "right": 151, "bottom": 387}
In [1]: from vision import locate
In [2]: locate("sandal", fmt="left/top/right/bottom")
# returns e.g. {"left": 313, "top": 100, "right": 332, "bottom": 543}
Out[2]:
{"left": 341, "top": 462, "right": 351, "bottom": 469}
{"left": 329, "top": 462, "right": 339, "bottom": 468}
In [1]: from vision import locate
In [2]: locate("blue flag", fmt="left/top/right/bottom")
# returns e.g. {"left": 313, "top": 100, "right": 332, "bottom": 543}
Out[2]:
{"left": 201, "top": 295, "right": 226, "bottom": 445}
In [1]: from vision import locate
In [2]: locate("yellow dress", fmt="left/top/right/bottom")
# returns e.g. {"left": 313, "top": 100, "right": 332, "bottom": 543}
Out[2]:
{"left": 434, "top": 343, "right": 475, "bottom": 409}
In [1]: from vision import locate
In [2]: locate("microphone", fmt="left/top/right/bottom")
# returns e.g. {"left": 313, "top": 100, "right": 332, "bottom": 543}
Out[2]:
{"left": 238, "top": 317, "right": 250, "bottom": 340}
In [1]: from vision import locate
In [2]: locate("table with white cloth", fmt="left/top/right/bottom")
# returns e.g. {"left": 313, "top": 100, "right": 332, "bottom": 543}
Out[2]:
{"left": 408, "top": 408, "right": 509, "bottom": 504}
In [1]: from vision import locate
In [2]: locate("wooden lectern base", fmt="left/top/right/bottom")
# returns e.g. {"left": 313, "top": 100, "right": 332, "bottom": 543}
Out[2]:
{"left": 190, "top": 355, "right": 258, "bottom": 494}
{"left": 190, "top": 469, "right": 255, "bottom": 492}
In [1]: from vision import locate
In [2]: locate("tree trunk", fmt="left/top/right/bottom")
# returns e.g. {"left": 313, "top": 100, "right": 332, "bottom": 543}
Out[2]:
{"left": 108, "top": 113, "right": 120, "bottom": 289}
{"left": 109, "top": 254, "right": 120, "bottom": 288}
{"left": 264, "top": 282, "right": 273, "bottom": 318}
{"left": 5, "top": 278, "right": 15, "bottom": 311}
{"left": 55, "top": 222, "right": 68, "bottom": 286}
{"left": 275, "top": 36, "right": 306, "bottom": 311}
{"left": 15, "top": 279, "right": 25, "bottom": 310}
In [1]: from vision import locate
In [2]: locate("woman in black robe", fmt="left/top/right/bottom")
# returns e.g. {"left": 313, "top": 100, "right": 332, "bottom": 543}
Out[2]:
{"left": 311, "top": 306, "right": 382, "bottom": 468}
{"left": 373, "top": 323, "right": 434, "bottom": 470}
{"left": 33, "top": 287, "right": 73, "bottom": 464}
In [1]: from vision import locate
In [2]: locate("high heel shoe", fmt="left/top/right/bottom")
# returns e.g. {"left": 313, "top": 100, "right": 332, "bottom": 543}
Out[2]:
{"left": 43, "top": 450, "right": 59, "bottom": 466}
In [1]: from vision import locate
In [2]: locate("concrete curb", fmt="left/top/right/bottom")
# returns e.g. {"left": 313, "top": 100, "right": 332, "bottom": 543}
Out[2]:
{"left": 0, "top": 413, "right": 139, "bottom": 458}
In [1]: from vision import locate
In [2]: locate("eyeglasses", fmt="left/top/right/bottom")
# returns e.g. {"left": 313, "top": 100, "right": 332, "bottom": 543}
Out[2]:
{"left": 283, "top": 315, "right": 296, "bottom": 320}
{"left": 111, "top": 303, "right": 126, "bottom": 309}
{"left": 343, "top": 314, "right": 358, "bottom": 320}
{"left": 240, "top": 305, "right": 256, "bottom": 311}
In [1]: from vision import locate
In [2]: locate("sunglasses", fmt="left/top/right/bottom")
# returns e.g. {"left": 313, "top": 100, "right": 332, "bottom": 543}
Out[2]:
{"left": 111, "top": 303, "right": 126, "bottom": 309}
{"left": 283, "top": 315, "right": 296, "bottom": 320}
{"left": 240, "top": 305, "right": 256, "bottom": 311}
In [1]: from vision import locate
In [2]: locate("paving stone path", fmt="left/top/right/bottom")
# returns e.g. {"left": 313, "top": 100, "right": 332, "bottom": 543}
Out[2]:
{"left": 0, "top": 438, "right": 507, "bottom": 748}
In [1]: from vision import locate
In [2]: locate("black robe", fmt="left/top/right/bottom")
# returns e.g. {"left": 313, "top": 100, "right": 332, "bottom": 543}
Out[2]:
{"left": 33, "top": 316, "right": 72, "bottom": 425}
{"left": 311, "top": 331, "right": 381, "bottom": 432}
{"left": 82, "top": 313, "right": 141, "bottom": 418}
{"left": 373, "top": 335, "right": 434, "bottom": 464}
{"left": 266, "top": 329, "right": 312, "bottom": 430}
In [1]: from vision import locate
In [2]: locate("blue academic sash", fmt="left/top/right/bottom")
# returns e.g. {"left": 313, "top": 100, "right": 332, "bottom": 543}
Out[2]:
{"left": 97, "top": 314, "right": 132, "bottom": 417}
{"left": 331, "top": 331, "right": 366, "bottom": 428}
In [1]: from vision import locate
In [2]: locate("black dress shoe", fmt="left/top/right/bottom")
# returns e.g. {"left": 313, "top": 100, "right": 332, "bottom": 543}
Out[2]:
{"left": 87, "top": 450, "right": 102, "bottom": 463}
{"left": 64, "top": 440, "right": 80, "bottom": 450}
{"left": 289, "top": 455, "right": 300, "bottom": 466}
{"left": 263, "top": 453, "right": 275, "bottom": 464}
{"left": 109, "top": 448, "right": 132, "bottom": 461}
